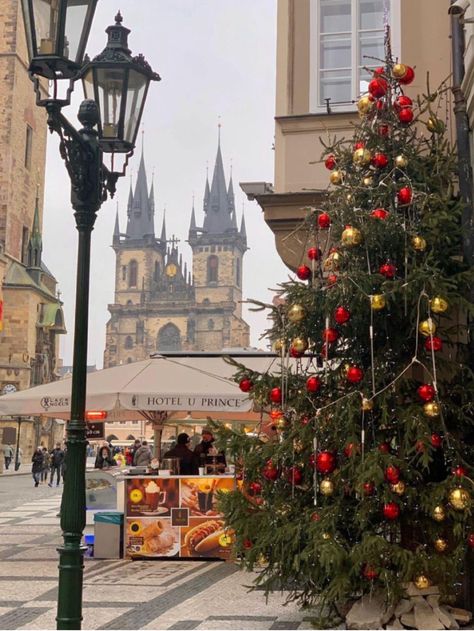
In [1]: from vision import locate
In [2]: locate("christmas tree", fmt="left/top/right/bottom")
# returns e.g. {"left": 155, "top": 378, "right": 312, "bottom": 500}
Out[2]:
{"left": 217, "top": 47, "right": 474, "bottom": 614}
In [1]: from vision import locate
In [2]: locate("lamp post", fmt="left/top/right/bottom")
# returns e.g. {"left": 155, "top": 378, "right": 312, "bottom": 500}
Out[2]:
{"left": 20, "top": 3, "right": 159, "bottom": 629}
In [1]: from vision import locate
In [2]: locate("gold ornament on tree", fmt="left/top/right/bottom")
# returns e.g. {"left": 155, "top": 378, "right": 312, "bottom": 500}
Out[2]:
{"left": 324, "top": 251, "right": 341, "bottom": 271}
{"left": 357, "top": 94, "right": 374, "bottom": 115}
{"left": 432, "top": 505, "right": 446, "bottom": 522}
{"left": 329, "top": 170, "right": 343, "bottom": 185}
{"left": 414, "top": 575, "right": 431, "bottom": 590}
{"left": 434, "top": 538, "right": 448, "bottom": 553}
{"left": 427, "top": 117, "right": 445, "bottom": 133}
{"left": 430, "top": 296, "right": 449, "bottom": 314}
{"left": 412, "top": 235, "right": 427, "bottom": 251}
{"left": 273, "top": 339, "right": 285, "bottom": 352}
{"left": 321, "top": 532, "right": 332, "bottom": 540}
{"left": 395, "top": 155, "right": 408, "bottom": 168}
{"left": 291, "top": 337, "right": 308, "bottom": 353}
{"left": 341, "top": 226, "right": 362, "bottom": 246}
{"left": 353, "top": 148, "right": 372, "bottom": 166}
{"left": 391, "top": 481, "right": 406, "bottom": 496}
{"left": 288, "top": 304, "right": 306, "bottom": 323}
{"left": 370, "top": 294, "right": 386, "bottom": 310}
{"left": 362, "top": 397, "right": 374, "bottom": 412}
{"left": 419, "top": 318, "right": 437, "bottom": 337}
{"left": 392, "top": 63, "right": 407, "bottom": 78}
{"left": 449, "top": 488, "right": 470, "bottom": 511}
{"left": 363, "top": 176, "right": 373, "bottom": 187}
{"left": 423, "top": 402, "right": 440, "bottom": 418}
{"left": 320, "top": 478, "right": 334, "bottom": 496}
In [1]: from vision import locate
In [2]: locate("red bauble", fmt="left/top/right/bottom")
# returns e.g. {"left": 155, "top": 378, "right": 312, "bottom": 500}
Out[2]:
{"left": 453, "top": 465, "right": 467, "bottom": 477}
{"left": 334, "top": 306, "right": 351, "bottom": 324}
{"left": 307, "top": 246, "right": 321, "bottom": 261}
{"left": 353, "top": 141, "right": 365, "bottom": 150}
{"left": 318, "top": 212, "right": 331, "bottom": 229}
{"left": 262, "top": 461, "right": 279, "bottom": 481}
{"left": 415, "top": 440, "right": 426, "bottom": 454}
{"left": 398, "top": 187, "right": 413, "bottom": 205}
{"left": 347, "top": 366, "right": 363, "bottom": 383}
{"left": 379, "top": 262, "right": 397, "bottom": 279}
{"left": 467, "top": 533, "right": 474, "bottom": 548}
{"left": 395, "top": 95, "right": 413, "bottom": 109}
{"left": 286, "top": 466, "right": 303, "bottom": 485}
{"left": 270, "top": 387, "right": 282, "bottom": 404}
{"left": 373, "top": 66, "right": 385, "bottom": 76}
{"left": 362, "top": 564, "right": 379, "bottom": 581}
{"left": 378, "top": 442, "right": 391, "bottom": 454}
{"left": 327, "top": 274, "right": 338, "bottom": 286}
{"left": 306, "top": 376, "right": 321, "bottom": 393}
{"left": 311, "top": 511, "right": 321, "bottom": 522}
{"left": 300, "top": 415, "right": 310, "bottom": 426}
{"left": 375, "top": 100, "right": 385, "bottom": 111}
{"left": 314, "top": 451, "right": 336, "bottom": 474}
{"left": 378, "top": 124, "right": 390, "bottom": 137}
{"left": 249, "top": 481, "right": 262, "bottom": 494}
{"left": 323, "top": 327, "right": 339, "bottom": 343}
{"left": 243, "top": 538, "right": 253, "bottom": 549}
{"left": 371, "top": 207, "right": 389, "bottom": 220}
{"left": 385, "top": 465, "right": 400, "bottom": 484}
{"left": 368, "top": 77, "right": 388, "bottom": 98}
{"left": 372, "top": 153, "right": 389, "bottom": 169}
{"left": 363, "top": 482, "right": 375, "bottom": 496}
{"left": 417, "top": 384, "right": 436, "bottom": 402}
{"left": 399, "top": 66, "right": 415, "bottom": 85}
{"left": 344, "top": 443, "right": 358, "bottom": 458}
{"left": 431, "top": 433, "right": 443, "bottom": 449}
{"left": 398, "top": 107, "right": 414, "bottom": 124}
{"left": 425, "top": 336, "right": 443, "bottom": 352}
{"left": 383, "top": 502, "right": 400, "bottom": 520}
{"left": 324, "top": 155, "right": 336, "bottom": 170}
{"left": 290, "top": 347, "right": 304, "bottom": 358}
{"left": 239, "top": 378, "right": 253, "bottom": 393}
{"left": 297, "top": 265, "right": 311, "bottom": 281}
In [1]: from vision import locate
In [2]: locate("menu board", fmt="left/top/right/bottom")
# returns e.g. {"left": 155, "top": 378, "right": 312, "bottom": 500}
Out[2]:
{"left": 124, "top": 476, "right": 236, "bottom": 560}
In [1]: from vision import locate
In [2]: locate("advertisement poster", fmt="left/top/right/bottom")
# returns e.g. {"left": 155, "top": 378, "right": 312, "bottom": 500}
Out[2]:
{"left": 126, "top": 517, "right": 180, "bottom": 558}
{"left": 126, "top": 478, "right": 179, "bottom": 517}
{"left": 180, "top": 517, "right": 232, "bottom": 559}
{"left": 180, "top": 477, "right": 234, "bottom": 517}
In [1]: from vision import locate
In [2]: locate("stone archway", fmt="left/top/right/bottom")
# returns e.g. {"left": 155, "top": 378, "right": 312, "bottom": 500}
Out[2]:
{"left": 157, "top": 323, "right": 182, "bottom": 351}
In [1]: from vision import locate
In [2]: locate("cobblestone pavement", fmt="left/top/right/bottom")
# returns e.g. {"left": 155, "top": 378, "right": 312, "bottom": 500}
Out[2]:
{"left": 0, "top": 478, "right": 315, "bottom": 630}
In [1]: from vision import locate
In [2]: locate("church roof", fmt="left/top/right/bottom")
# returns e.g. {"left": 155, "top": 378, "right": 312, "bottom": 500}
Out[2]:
{"left": 201, "top": 136, "right": 235, "bottom": 235}
{"left": 125, "top": 150, "right": 155, "bottom": 240}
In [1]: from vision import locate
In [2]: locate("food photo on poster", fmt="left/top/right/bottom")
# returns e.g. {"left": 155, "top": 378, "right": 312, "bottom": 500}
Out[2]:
{"left": 126, "top": 478, "right": 179, "bottom": 517}
{"left": 126, "top": 518, "right": 180, "bottom": 558}
{"left": 180, "top": 477, "right": 234, "bottom": 517}
{"left": 180, "top": 517, "right": 233, "bottom": 558}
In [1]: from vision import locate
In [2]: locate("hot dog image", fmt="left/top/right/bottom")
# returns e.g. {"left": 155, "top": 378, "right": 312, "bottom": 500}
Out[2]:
{"left": 183, "top": 519, "right": 225, "bottom": 555}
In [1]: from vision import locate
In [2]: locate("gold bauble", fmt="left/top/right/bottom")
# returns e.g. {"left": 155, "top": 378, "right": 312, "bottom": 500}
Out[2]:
{"left": 321, "top": 532, "right": 332, "bottom": 540}
{"left": 363, "top": 176, "right": 373, "bottom": 187}
{"left": 412, "top": 235, "right": 427, "bottom": 251}
{"left": 414, "top": 575, "right": 431, "bottom": 590}
{"left": 449, "top": 487, "right": 471, "bottom": 511}
{"left": 320, "top": 478, "right": 334, "bottom": 496}
{"left": 346, "top": 193, "right": 353, "bottom": 202}
{"left": 340, "top": 363, "right": 351, "bottom": 378}
{"left": 273, "top": 339, "right": 285, "bottom": 352}
{"left": 432, "top": 505, "right": 446, "bottom": 522}
{"left": 329, "top": 170, "right": 343, "bottom": 185}
{"left": 293, "top": 439, "right": 304, "bottom": 454}
{"left": 423, "top": 401, "right": 440, "bottom": 418}
{"left": 427, "top": 117, "right": 445, "bottom": 134}
{"left": 391, "top": 481, "right": 406, "bottom": 496}
{"left": 370, "top": 294, "right": 386, "bottom": 310}
{"left": 419, "top": 318, "right": 437, "bottom": 337}
{"left": 341, "top": 226, "right": 363, "bottom": 246}
{"left": 288, "top": 304, "right": 306, "bottom": 323}
{"left": 395, "top": 155, "right": 408, "bottom": 168}
{"left": 434, "top": 538, "right": 448, "bottom": 553}
{"left": 392, "top": 63, "right": 407, "bottom": 79}
{"left": 324, "top": 251, "right": 341, "bottom": 271}
{"left": 353, "top": 148, "right": 372, "bottom": 166}
{"left": 276, "top": 417, "right": 286, "bottom": 430}
{"left": 362, "top": 397, "right": 374, "bottom": 412}
{"left": 430, "top": 296, "right": 449, "bottom": 314}
{"left": 357, "top": 94, "right": 374, "bottom": 115}
{"left": 292, "top": 337, "right": 308, "bottom": 353}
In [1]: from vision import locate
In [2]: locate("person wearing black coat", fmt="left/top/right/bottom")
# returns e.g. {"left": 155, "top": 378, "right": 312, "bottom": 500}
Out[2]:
{"left": 163, "top": 433, "right": 199, "bottom": 475}
{"left": 32, "top": 447, "right": 44, "bottom": 487}
{"left": 94, "top": 444, "right": 115, "bottom": 469}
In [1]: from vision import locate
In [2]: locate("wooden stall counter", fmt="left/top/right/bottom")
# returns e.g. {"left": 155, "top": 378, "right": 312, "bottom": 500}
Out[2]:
{"left": 123, "top": 474, "right": 236, "bottom": 559}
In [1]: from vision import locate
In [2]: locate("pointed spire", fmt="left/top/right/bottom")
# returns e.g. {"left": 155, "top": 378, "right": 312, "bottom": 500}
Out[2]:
{"left": 125, "top": 144, "right": 155, "bottom": 240}
{"left": 28, "top": 185, "right": 42, "bottom": 268}
{"left": 149, "top": 169, "right": 155, "bottom": 217}
{"left": 202, "top": 128, "right": 234, "bottom": 235}
{"left": 188, "top": 196, "right": 197, "bottom": 240}
{"left": 160, "top": 209, "right": 167, "bottom": 243}
{"left": 240, "top": 210, "right": 247, "bottom": 242}
{"left": 113, "top": 203, "right": 120, "bottom": 246}
{"left": 203, "top": 167, "right": 210, "bottom": 214}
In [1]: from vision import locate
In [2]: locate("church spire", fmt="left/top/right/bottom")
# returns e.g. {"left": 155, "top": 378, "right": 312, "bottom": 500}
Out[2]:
{"left": 125, "top": 146, "right": 155, "bottom": 240}
{"left": 160, "top": 208, "right": 167, "bottom": 243}
{"left": 240, "top": 210, "right": 247, "bottom": 246}
{"left": 113, "top": 204, "right": 120, "bottom": 247}
{"left": 188, "top": 196, "right": 197, "bottom": 240}
{"left": 28, "top": 186, "right": 42, "bottom": 268}
{"left": 202, "top": 126, "right": 234, "bottom": 235}
{"left": 149, "top": 170, "right": 155, "bottom": 217}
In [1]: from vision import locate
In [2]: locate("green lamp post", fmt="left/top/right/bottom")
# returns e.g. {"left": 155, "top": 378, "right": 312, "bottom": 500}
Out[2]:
{"left": 20, "top": 3, "right": 160, "bottom": 628}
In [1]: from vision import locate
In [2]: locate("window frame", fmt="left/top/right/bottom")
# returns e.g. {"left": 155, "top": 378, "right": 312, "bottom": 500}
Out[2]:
{"left": 309, "top": 0, "right": 401, "bottom": 114}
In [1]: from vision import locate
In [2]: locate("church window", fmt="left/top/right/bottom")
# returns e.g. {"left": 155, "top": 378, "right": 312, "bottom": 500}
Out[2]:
{"left": 122, "top": 266, "right": 126, "bottom": 281}
{"left": 207, "top": 255, "right": 218, "bottom": 283}
{"left": 236, "top": 257, "right": 241, "bottom": 287}
{"left": 136, "top": 321, "right": 144, "bottom": 344}
{"left": 203, "top": 298, "right": 210, "bottom": 305}
{"left": 154, "top": 261, "right": 160, "bottom": 282}
{"left": 126, "top": 300, "right": 133, "bottom": 305}
{"left": 205, "top": 247, "right": 209, "bottom": 252}
{"left": 208, "top": 319, "right": 214, "bottom": 330}
{"left": 124, "top": 335, "right": 134, "bottom": 349}
{"left": 128, "top": 260, "right": 138, "bottom": 287}
{"left": 24, "top": 125, "right": 33, "bottom": 169}
{"left": 157, "top": 323, "right": 182, "bottom": 351}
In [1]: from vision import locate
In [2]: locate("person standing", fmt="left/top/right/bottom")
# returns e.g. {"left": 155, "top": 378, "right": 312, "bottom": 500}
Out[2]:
{"left": 14, "top": 446, "right": 23, "bottom": 471}
{"left": 129, "top": 439, "right": 141, "bottom": 464}
{"left": 40, "top": 447, "right": 50, "bottom": 483}
{"left": 194, "top": 428, "right": 227, "bottom": 473}
{"left": 163, "top": 433, "right": 199, "bottom": 475}
{"left": 48, "top": 442, "right": 64, "bottom": 486}
{"left": 32, "top": 447, "right": 44, "bottom": 487}
{"left": 94, "top": 443, "right": 115, "bottom": 469}
{"left": 133, "top": 440, "right": 152, "bottom": 466}
{"left": 4, "top": 444, "right": 13, "bottom": 470}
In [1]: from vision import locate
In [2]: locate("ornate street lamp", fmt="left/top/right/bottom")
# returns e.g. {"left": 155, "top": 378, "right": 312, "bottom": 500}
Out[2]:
{"left": 21, "top": 7, "right": 160, "bottom": 630}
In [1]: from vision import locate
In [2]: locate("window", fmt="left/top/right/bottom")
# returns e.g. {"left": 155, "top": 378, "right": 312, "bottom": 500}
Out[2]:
{"left": 208, "top": 318, "right": 214, "bottom": 330}
{"left": 128, "top": 260, "right": 138, "bottom": 287}
{"left": 122, "top": 266, "right": 126, "bottom": 281}
{"left": 124, "top": 335, "right": 134, "bottom": 349}
{"left": 127, "top": 357, "right": 133, "bottom": 364}
{"left": 154, "top": 261, "right": 160, "bottom": 282}
{"left": 207, "top": 255, "right": 218, "bottom": 283}
{"left": 24, "top": 125, "right": 33, "bottom": 169}
{"left": 157, "top": 323, "right": 181, "bottom": 351}
{"left": 236, "top": 257, "right": 241, "bottom": 287}
{"left": 310, "top": 0, "right": 390, "bottom": 111}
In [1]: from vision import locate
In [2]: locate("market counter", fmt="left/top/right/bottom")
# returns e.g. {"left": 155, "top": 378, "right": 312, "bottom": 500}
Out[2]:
{"left": 123, "top": 474, "right": 236, "bottom": 560}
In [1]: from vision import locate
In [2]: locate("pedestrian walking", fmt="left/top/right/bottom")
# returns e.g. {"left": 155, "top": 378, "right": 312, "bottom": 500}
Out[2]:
{"left": 32, "top": 447, "right": 43, "bottom": 487}
{"left": 14, "top": 446, "right": 23, "bottom": 471}
{"left": 3, "top": 443, "right": 13, "bottom": 470}
{"left": 133, "top": 440, "right": 152, "bottom": 466}
{"left": 48, "top": 442, "right": 64, "bottom": 486}
{"left": 41, "top": 447, "right": 50, "bottom": 483}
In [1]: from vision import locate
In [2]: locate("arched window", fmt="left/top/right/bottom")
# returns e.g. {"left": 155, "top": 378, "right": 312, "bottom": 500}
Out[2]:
{"left": 126, "top": 299, "right": 133, "bottom": 305}
{"left": 208, "top": 318, "right": 214, "bottom": 330}
{"left": 236, "top": 257, "right": 241, "bottom": 287}
{"left": 128, "top": 260, "right": 138, "bottom": 287}
{"left": 124, "top": 335, "right": 134, "bottom": 349}
{"left": 154, "top": 261, "right": 160, "bottom": 282}
{"left": 157, "top": 323, "right": 182, "bottom": 351}
{"left": 207, "top": 255, "right": 218, "bottom": 283}
{"left": 122, "top": 266, "right": 126, "bottom": 281}
{"left": 106, "top": 434, "right": 118, "bottom": 442}
{"left": 127, "top": 434, "right": 136, "bottom": 440}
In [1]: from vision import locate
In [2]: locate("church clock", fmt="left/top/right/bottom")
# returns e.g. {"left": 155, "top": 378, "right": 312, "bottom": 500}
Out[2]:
{"left": 165, "top": 263, "right": 177, "bottom": 278}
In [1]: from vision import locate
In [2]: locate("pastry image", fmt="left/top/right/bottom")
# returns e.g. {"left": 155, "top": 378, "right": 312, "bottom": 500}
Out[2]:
{"left": 127, "top": 518, "right": 179, "bottom": 557}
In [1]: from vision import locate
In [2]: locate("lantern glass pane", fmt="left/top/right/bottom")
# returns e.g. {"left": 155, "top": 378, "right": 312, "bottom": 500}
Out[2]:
{"left": 33, "top": 0, "right": 60, "bottom": 55}
{"left": 21, "top": 0, "right": 35, "bottom": 60}
{"left": 82, "top": 67, "right": 94, "bottom": 100}
{"left": 64, "top": 0, "right": 90, "bottom": 62}
{"left": 96, "top": 67, "right": 125, "bottom": 140}
{"left": 123, "top": 70, "right": 147, "bottom": 144}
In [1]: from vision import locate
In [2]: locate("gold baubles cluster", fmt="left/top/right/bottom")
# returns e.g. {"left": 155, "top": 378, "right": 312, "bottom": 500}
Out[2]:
{"left": 434, "top": 538, "right": 448, "bottom": 553}
{"left": 324, "top": 251, "right": 341, "bottom": 271}
{"left": 449, "top": 487, "right": 471, "bottom": 511}
{"left": 391, "top": 481, "right": 406, "bottom": 496}
{"left": 430, "top": 296, "right": 449, "bottom": 314}
{"left": 363, "top": 176, "right": 373, "bottom": 187}
{"left": 361, "top": 397, "right": 374, "bottom": 412}
{"left": 357, "top": 94, "right": 374, "bottom": 115}
{"left": 395, "top": 155, "right": 408, "bottom": 168}
{"left": 288, "top": 304, "right": 306, "bottom": 323}
{"left": 291, "top": 337, "right": 308, "bottom": 353}
{"left": 423, "top": 402, "right": 440, "bottom": 418}
{"left": 427, "top": 117, "right": 445, "bottom": 134}
{"left": 392, "top": 63, "right": 407, "bottom": 79}
{"left": 414, "top": 575, "right": 431, "bottom": 590}
{"left": 432, "top": 505, "right": 445, "bottom": 522}
{"left": 330, "top": 170, "right": 343, "bottom": 185}
{"left": 419, "top": 318, "right": 437, "bottom": 337}
{"left": 320, "top": 478, "right": 334, "bottom": 496}
{"left": 353, "top": 148, "right": 372, "bottom": 166}
{"left": 412, "top": 235, "right": 427, "bottom": 251}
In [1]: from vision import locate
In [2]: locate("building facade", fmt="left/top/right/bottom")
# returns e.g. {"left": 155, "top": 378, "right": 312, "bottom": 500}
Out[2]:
{"left": 103, "top": 136, "right": 250, "bottom": 369}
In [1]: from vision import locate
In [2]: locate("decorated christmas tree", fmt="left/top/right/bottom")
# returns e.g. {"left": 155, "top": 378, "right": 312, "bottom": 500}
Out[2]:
{"left": 217, "top": 43, "right": 474, "bottom": 616}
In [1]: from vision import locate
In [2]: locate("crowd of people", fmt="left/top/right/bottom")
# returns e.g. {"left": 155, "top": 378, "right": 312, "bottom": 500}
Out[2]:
{"left": 31, "top": 442, "right": 66, "bottom": 487}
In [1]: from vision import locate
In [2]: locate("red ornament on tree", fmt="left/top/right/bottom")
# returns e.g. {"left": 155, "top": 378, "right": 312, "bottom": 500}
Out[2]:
{"left": 398, "top": 187, "right": 413, "bottom": 205}
{"left": 417, "top": 384, "right": 436, "bottom": 402}
{"left": 307, "top": 246, "right": 321, "bottom": 261}
{"left": 314, "top": 451, "right": 336, "bottom": 474}
{"left": 249, "top": 481, "right": 262, "bottom": 494}
{"left": 243, "top": 538, "right": 253, "bottom": 549}
{"left": 262, "top": 460, "right": 279, "bottom": 481}
{"left": 385, "top": 465, "right": 400, "bottom": 484}
{"left": 353, "top": 141, "right": 365, "bottom": 150}
{"left": 327, "top": 274, "right": 338, "bottom": 286}
{"left": 270, "top": 387, "right": 282, "bottom": 404}
{"left": 371, "top": 208, "right": 390, "bottom": 220}
{"left": 415, "top": 440, "right": 426, "bottom": 453}
{"left": 373, "top": 66, "right": 385, "bottom": 76}
{"left": 318, "top": 212, "right": 331, "bottom": 229}
{"left": 372, "top": 153, "right": 389, "bottom": 169}
{"left": 378, "top": 442, "right": 391, "bottom": 454}
{"left": 324, "top": 155, "right": 336, "bottom": 170}
{"left": 363, "top": 482, "right": 375, "bottom": 496}
{"left": 368, "top": 77, "right": 388, "bottom": 98}
{"left": 398, "top": 107, "right": 414, "bottom": 124}
{"left": 347, "top": 366, "right": 364, "bottom": 383}
{"left": 306, "top": 376, "right": 321, "bottom": 393}
{"left": 300, "top": 415, "right": 310, "bottom": 426}
{"left": 286, "top": 466, "right": 303, "bottom": 485}
{"left": 323, "top": 328, "right": 339, "bottom": 343}
{"left": 431, "top": 433, "right": 443, "bottom": 449}
{"left": 290, "top": 347, "right": 304, "bottom": 358}
{"left": 239, "top": 378, "right": 253, "bottom": 393}
{"left": 378, "top": 124, "right": 389, "bottom": 137}
{"left": 399, "top": 65, "right": 415, "bottom": 85}
{"left": 311, "top": 511, "right": 321, "bottom": 522}
{"left": 394, "top": 95, "right": 413, "bottom": 109}
{"left": 425, "top": 336, "right": 443, "bottom": 352}
{"left": 334, "top": 306, "right": 351, "bottom": 324}
{"left": 362, "top": 565, "right": 379, "bottom": 581}
{"left": 379, "top": 262, "right": 397, "bottom": 279}
{"left": 383, "top": 502, "right": 400, "bottom": 520}
{"left": 344, "top": 443, "right": 358, "bottom": 458}
{"left": 467, "top": 534, "right": 474, "bottom": 548}
{"left": 453, "top": 465, "right": 467, "bottom": 478}
{"left": 297, "top": 265, "right": 311, "bottom": 281}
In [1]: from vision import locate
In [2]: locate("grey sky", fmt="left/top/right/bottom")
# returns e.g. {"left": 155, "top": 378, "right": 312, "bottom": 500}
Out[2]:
{"left": 42, "top": 0, "right": 289, "bottom": 368}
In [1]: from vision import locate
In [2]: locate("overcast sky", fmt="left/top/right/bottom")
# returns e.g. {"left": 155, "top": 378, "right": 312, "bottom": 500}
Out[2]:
{"left": 42, "top": 0, "right": 290, "bottom": 369}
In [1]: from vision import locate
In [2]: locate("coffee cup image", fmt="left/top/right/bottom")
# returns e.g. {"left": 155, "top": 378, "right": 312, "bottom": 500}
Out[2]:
{"left": 144, "top": 481, "right": 166, "bottom": 511}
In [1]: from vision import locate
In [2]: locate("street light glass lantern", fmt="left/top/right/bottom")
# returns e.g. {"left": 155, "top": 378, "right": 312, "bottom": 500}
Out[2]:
{"left": 21, "top": 0, "right": 98, "bottom": 79}
{"left": 82, "top": 12, "right": 160, "bottom": 154}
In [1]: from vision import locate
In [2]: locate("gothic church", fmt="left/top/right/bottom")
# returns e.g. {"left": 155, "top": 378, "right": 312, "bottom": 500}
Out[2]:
{"left": 103, "top": 137, "right": 250, "bottom": 367}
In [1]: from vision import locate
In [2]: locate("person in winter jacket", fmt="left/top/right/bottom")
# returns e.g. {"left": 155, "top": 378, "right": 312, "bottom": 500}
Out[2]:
{"left": 133, "top": 440, "right": 152, "bottom": 466}
{"left": 32, "top": 447, "right": 44, "bottom": 487}
{"left": 94, "top": 443, "right": 115, "bottom": 469}
{"left": 48, "top": 443, "right": 65, "bottom": 486}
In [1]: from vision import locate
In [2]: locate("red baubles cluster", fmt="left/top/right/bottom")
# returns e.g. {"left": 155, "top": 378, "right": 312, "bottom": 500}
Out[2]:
{"left": 297, "top": 265, "right": 311, "bottom": 281}
{"left": 368, "top": 77, "right": 388, "bottom": 98}
{"left": 362, "top": 564, "right": 379, "bottom": 581}
{"left": 371, "top": 207, "right": 390, "bottom": 220}
{"left": 431, "top": 433, "right": 443, "bottom": 449}
{"left": 311, "top": 451, "right": 336, "bottom": 474}
{"left": 286, "top": 466, "right": 303, "bottom": 485}
{"left": 347, "top": 365, "right": 364, "bottom": 383}
{"left": 324, "top": 155, "right": 336, "bottom": 170}
{"left": 385, "top": 465, "right": 400, "bottom": 484}
{"left": 307, "top": 247, "right": 321, "bottom": 261}
{"left": 398, "top": 107, "right": 414, "bottom": 124}
{"left": 453, "top": 465, "right": 467, "bottom": 478}
{"left": 398, "top": 186, "right": 413, "bottom": 205}
{"left": 334, "top": 306, "right": 350, "bottom": 324}
{"left": 262, "top": 460, "right": 279, "bottom": 481}
{"left": 417, "top": 383, "right": 435, "bottom": 402}
{"left": 318, "top": 212, "right": 331, "bottom": 229}
{"left": 248, "top": 481, "right": 262, "bottom": 494}
{"left": 372, "top": 152, "right": 389, "bottom": 169}
{"left": 270, "top": 387, "right": 282, "bottom": 404}
{"left": 306, "top": 376, "right": 321, "bottom": 393}
{"left": 394, "top": 64, "right": 415, "bottom": 85}
{"left": 363, "top": 482, "right": 375, "bottom": 496}
{"left": 379, "top": 262, "right": 397, "bottom": 279}
{"left": 383, "top": 502, "right": 400, "bottom": 520}
{"left": 239, "top": 378, "right": 253, "bottom": 392}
